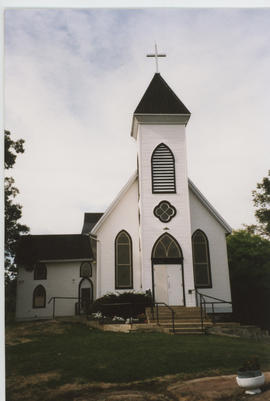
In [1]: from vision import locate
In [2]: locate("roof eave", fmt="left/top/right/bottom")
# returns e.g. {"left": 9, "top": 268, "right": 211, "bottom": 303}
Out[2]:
{"left": 188, "top": 179, "right": 232, "bottom": 234}
{"left": 91, "top": 171, "right": 138, "bottom": 234}
{"left": 38, "top": 258, "right": 93, "bottom": 263}
{"left": 131, "top": 113, "right": 191, "bottom": 139}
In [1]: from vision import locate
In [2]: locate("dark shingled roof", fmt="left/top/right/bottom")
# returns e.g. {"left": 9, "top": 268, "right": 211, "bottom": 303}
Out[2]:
{"left": 81, "top": 213, "right": 103, "bottom": 234}
{"left": 134, "top": 73, "right": 190, "bottom": 115}
{"left": 16, "top": 234, "right": 93, "bottom": 265}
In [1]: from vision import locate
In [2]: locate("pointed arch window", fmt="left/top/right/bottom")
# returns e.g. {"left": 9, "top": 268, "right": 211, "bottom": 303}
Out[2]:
{"left": 33, "top": 285, "right": 46, "bottom": 308}
{"left": 115, "top": 231, "right": 133, "bottom": 289}
{"left": 152, "top": 233, "right": 182, "bottom": 264}
{"left": 151, "top": 143, "right": 176, "bottom": 194}
{"left": 192, "top": 230, "right": 212, "bottom": 288}
{"left": 34, "top": 263, "right": 47, "bottom": 280}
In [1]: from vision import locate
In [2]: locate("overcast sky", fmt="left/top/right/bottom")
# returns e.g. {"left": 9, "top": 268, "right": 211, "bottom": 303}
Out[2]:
{"left": 4, "top": 8, "right": 270, "bottom": 235}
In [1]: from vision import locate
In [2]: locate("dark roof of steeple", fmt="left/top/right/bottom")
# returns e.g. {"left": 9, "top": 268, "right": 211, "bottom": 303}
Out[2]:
{"left": 134, "top": 73, "right": 190, "bottom": 115}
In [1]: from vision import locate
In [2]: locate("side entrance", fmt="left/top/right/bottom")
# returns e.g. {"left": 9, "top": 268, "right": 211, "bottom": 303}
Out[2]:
{"left": 79, "top": 278, "right": 93, "bottom": 313}
{"left": 152, "top": 233, "right": 185, "bottom": 306}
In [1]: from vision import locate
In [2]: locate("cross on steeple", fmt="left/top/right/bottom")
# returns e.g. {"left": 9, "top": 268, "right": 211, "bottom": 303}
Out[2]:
{"left": 146, "top": 43, "right": 166, "bottom": 73}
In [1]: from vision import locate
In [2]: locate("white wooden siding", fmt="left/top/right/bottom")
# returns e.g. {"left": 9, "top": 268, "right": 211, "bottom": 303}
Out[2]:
{"left": 189, "top": 189, "right": 232, "bottom": 311}
{"left": 137, "top": 124, "right": 196, "bottom": 307}
{"left": 16, "top": 261, "right": 96, "bottom": 320}
{"left": 95, "top": 179, "right": 141, "bottom": 297}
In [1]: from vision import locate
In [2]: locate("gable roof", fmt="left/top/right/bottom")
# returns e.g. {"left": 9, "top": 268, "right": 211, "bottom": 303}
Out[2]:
{"left": 91, "top": 172, "right": 137, "bottom": 235}
{"left": 188, "top": 179, "right": 232, "bottom": 234}
{"left": 16, "top": 234, "right": 93, "bottom": 265}
{"left": 82, "top": 213, "right": 103, "bottom": 234}
{"left": 134, "top": 73, "right": 191, "bottom": 115}
{"left": 91, "top": 172, "right": 232, "bottom": 235}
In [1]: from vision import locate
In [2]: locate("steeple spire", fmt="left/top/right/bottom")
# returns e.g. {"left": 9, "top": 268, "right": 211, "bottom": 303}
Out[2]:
{"left": 134, "top": 73, "right": 190, "bottom": 115}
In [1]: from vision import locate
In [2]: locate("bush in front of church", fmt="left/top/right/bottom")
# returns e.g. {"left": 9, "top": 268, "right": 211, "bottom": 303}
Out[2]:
{"left": 90, "top": 291, "right": 152, "bottom": 320}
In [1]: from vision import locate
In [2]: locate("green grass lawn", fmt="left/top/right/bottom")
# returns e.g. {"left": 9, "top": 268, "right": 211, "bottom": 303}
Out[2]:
{"left": 6, "top": 320, "right": 270, "bottom": 401}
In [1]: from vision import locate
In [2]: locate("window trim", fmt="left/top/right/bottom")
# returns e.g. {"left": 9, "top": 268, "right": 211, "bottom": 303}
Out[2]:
{"left": 153, "top": 200, "right": 177, "bottom": 223}
{"left": 151, "top": 233, "right": 183, "bottom": 264}
{"left": 34, "top": 263, "right": 47, "bottom": 280}
{"left": 115, "top": 230, "right": 133, "bottom": 289}
{"left": 33, "top": 285, "right": 46, "bottom": 308}
{"left": 192, "top": 229, "right": 212, "bottom": 289}
{"left": 78, "top": 277, "right": 94, "bottom": 304}
{"left": 151, "top": 143, "right": 176, "bottom": 194}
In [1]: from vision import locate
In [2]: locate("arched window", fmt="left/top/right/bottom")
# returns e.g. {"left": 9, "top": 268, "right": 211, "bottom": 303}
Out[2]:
{"left": 152, "top": 233, "right": 182, "bottom": 264}
{"left": 33, "top": 285, "right": 46, "bottom": 308}
{"left": 192, "top": 230, "right": 212, "bottom": 288}
{"left": 151, "top": 143, "right": 176, "bottom": 194}
{"left": 115, "top": 230, "right": 133, "bottom": 289}
{"left": 80, "top": 262, "right": 92, "bottom": 278}
{"left": 34, "top": 263, "right": 47, "bottom": 280}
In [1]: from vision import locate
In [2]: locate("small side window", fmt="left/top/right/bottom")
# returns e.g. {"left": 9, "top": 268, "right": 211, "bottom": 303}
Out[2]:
{"left": 33, "top": 285, "right": 46, "bottom": 308}
{"left": 34, "top": 263, "right": 47, "bottom": 280}
{"left": 80, "top": 262, "right": 92, "bottom": 278}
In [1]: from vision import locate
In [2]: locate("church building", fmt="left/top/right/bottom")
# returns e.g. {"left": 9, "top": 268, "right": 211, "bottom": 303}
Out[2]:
{"left": 16, "top": 71, "right": 232, "bottom": 320}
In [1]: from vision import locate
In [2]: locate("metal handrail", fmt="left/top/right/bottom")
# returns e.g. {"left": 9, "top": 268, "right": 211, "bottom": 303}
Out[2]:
{"left": 48, "top": 296, "right": 80, "bottom": 319}
{"left": 193, "top": 290, "right": 232, "bottom": 330}
{"left": 195, "top": 291, "right": 232, "bottom": 305}
{"left": 154, "top": 302, "right": 175, "bottom": 334}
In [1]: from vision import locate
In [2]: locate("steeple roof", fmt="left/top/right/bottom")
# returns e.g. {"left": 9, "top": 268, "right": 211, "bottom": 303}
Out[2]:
{"left": 134, "top": 73, "right": 190, "bottom": 115}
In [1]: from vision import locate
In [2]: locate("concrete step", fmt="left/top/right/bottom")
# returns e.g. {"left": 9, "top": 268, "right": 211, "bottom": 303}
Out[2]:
{"left": 159, "top": 322, "right": 213, "bottom": 328}
{"left": 148, "top": 317, "right": 206, "bottom": 322}
{"left": 146, "top": 312, "right": 202, "bottom": 318}
{"left": 146, "top": 307, "right": 201, "bottom": 313}
{"left": 170, "top": 329, "right": 204, "bottom": 334}
{"left": 147, "top": 315, "right": 206, "bottom": 319}
{"left": 148, "top": 307, "right": 201, "bottom": 312}
{"left": 148, "top": 319, "right": 209, "bottom": 324}
{"left": 146, "top": 307, "right": 201, "bottom": 318}
{"left": 151, "top": 312, "right": 201, "bottom": 316}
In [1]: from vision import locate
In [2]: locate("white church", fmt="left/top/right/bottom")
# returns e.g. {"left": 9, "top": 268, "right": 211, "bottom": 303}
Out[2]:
{"left": 16, "top": 67, "right": 232, "bottom": 321}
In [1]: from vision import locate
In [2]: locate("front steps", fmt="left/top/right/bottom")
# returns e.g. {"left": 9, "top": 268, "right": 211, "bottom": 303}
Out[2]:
{"left": 145, "top": 306, "right": 270, "bottom": 337}
{"left": 145, "top": 306, "right": 210, "bottom": 335}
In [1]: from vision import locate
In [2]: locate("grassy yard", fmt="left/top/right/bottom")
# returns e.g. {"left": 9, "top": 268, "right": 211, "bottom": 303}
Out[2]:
{"left": 6, "top": 320, "right": 270, "bottom": 401}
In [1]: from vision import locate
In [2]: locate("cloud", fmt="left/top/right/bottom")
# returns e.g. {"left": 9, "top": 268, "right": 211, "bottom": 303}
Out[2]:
{"left": 5, "top": 8, "right": 270, "bottom": 233}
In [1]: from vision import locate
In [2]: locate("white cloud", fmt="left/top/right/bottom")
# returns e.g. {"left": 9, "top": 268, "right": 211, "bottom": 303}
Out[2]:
{"left": 5, "top": 8, "right": 270, "bottom": 234}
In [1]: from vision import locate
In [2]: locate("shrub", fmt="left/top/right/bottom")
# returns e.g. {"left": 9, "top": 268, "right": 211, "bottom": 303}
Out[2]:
{"left": 90, "top": 291, "right": 152, "bottom": 319}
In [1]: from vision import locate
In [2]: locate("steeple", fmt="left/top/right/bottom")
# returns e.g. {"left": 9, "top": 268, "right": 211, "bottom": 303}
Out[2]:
{"left": 135, "top": 73, "right": 190, "bottom": 115}
{"left": 131, "top": 73, "right": 191, "bottom": 139}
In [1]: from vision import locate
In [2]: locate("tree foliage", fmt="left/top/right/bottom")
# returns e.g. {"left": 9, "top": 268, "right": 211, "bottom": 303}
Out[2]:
{"left": 5, "top": 130, "right": 29, "bottom": 281}
{"left": 227, "top": 229, "right": 270, "bottom": 329}
{"left": 252, "top": 171, "right": 270, "bottom": 238}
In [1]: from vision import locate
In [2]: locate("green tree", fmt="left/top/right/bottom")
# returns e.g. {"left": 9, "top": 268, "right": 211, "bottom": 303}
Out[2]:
{"left": 5, "top": 130, "right": 29, "bottom": 316}
{"left": 252, "top": 171, "right": 270, "bottom": 238}
{"left": 227, "top": 229, "right": 270, "bottom": 329}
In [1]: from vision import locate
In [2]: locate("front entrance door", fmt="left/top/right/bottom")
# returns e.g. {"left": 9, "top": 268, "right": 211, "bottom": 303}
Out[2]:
{"left": 154, "top": 265, "right": 183, "bottom": 305}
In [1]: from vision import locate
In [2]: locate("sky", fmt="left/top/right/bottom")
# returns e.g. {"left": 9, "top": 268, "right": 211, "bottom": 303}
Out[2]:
{"left": 4, "top": 7, "right": 270, "bottom": 235}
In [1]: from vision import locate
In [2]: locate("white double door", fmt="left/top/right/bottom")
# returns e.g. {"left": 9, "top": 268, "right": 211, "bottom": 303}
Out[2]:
{"left": 154, "top": 264, "right": 183, "bottom": 306}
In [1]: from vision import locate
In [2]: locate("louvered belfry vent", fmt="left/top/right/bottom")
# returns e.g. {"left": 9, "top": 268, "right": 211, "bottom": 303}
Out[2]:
{"left": 151, "top": 143, "right": 176, "bottom": 193}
